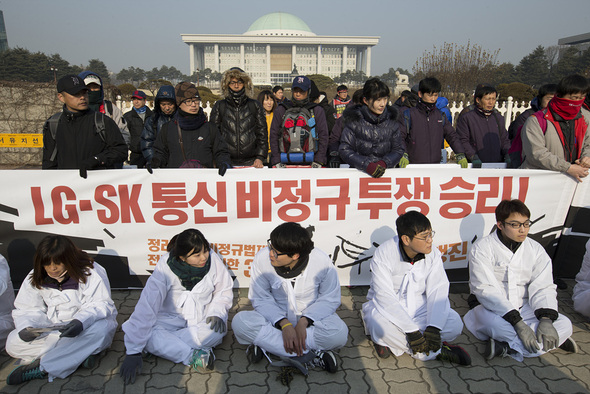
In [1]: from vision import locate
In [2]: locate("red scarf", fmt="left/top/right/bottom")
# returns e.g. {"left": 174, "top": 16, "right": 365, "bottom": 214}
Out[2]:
{"left": 548, "top": 96, "right": 584, "bottom": 120}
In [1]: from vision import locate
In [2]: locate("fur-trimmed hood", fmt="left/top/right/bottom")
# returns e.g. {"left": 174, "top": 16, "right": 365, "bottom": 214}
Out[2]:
{"left": 220, "top": 68, "right": 253, "bottom": 98}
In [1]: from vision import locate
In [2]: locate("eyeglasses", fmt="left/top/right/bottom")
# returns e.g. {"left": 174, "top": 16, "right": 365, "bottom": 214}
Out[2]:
{"left": 182, "top": 99, "right": 200, "bottom": 106}
{"left": 503, "top": 221, "right": 532, "bottom": 229}
{"left": 413, "top": 231, "right": 435, "bottom": 242}
{"left": 229, "top": 80, "right": 244, "bottom": 86}
{"left": 267, "top": 239, "right": 288, "bottom": 258}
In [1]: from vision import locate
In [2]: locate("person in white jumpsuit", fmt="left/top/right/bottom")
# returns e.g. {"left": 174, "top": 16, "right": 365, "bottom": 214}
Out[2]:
{"left": 464, "top": 199, "right": 577, "bottom": 361}
{"left": 232, "top": 222, "right": 348, "bottom": 375}
{"left": 0, "top": 254, "right": 15, "bottom": 350}
{"left": 120, "top": 228, "right": 233, "bottom": 384}
{"left": 362, "top": 211, "right": 470, "bottom": 365}
{"left": 573, "top": 240, "right": 590, "bottom": 317}
{"left": 5, "top": 235, "right": 117, "bottom": 385}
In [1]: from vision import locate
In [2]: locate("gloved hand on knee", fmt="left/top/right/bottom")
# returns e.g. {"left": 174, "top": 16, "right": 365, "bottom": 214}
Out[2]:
{"left": 514, "top": 320, "right": 540, "bottom": 353}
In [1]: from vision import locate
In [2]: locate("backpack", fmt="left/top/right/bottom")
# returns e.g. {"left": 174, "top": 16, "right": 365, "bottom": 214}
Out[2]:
{"left": 47, "top": 111, "right": 106, "bottom": 162}
{"left": 279, "top": 106, "right": 317, "bottom": 164}
{"left": 508, "top": 111, "right": 547, "bottom": 168}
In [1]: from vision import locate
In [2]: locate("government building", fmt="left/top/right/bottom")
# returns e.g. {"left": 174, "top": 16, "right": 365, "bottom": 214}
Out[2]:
{"left": 181, "top": 12, "right": 379, "bottom": 86}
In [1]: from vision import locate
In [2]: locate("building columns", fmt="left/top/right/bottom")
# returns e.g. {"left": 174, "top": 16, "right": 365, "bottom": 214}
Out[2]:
{"left": 292, "top": 45, "right": 297, "bottom": 71}
{"left": 214, "top": 44, "right": 219, "bottom": 72}
{"left": 366, "top": 46, "right": 371, "bottom": 77}
{"left": 266, "top": 44, "right": 271, "bottom": 85}
{"left": 240, "top": 44, "right": 245, "bottom": 70}
{"left": 317, "top": 44, "right": 322, "bottom": 75}
{"left": 342, "top": 45, "right": 348, "bottom": 74}
{"left": 189, "top": 44, "right": 195, "bottom": 75}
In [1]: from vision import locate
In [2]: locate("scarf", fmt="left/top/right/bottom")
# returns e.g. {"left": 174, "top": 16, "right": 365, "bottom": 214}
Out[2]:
{"left": 176, "top": 108, "right": 207, "bottom": 130}
{"left": 167, "top": 254, "right": 211, "bottom": 290}
{"left": 274, "top": 254, "right": 309, "bottom": 279}
{"left": 87, "top": 90, "right": 102, "bottom": 112}
{"left": 291, "top": 97, "right": 310, "bottom": 107}
{"left": 417, "top": 100, "right": 437, "bottom": 114}
{"left": 134, "top": 105, "right": 147, "bottom": 114}
{"left": 548, "top": 96, "right": 584, "bottom": 120}
{"left": 230, "top": 87, "right": 246, "bottom": 106}
{"left": 475, "top": 105, "right": 493, "bottom": 117}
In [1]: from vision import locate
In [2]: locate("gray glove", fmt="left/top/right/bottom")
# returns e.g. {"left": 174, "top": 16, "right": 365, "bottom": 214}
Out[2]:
{"left": 120, "top": 353, "right": 143, "bottom": 384}
{"left": 206, "top": 316, "right": 226, "bottom": 333}
{"left": 59, "top": 319, "right": 83, "bottom": 338}
{"left": 514, "top": 320, "right": 539, "bottom": 353}
{"left": 18, "top": 328, "right": 39, "bottom": 342}
{"left": 536, "top": 319, "right": 558, "bottom": 351}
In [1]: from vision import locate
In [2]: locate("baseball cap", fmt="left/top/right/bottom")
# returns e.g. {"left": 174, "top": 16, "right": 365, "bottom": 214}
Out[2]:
{"left": 292, "top": 76, "right": 311, "bottom": 91}
{"left": 131, "top": 90, "right": 147, "bottom": 99}
{"left": 57, "top": 75, "right": 88, "bottom": 95}
{"left": 83, "top": 74, "right": 102, "bottom": 86}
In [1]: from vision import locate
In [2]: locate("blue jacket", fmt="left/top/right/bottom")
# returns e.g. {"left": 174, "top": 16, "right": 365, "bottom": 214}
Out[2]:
{"left": 436, "top": 97, "right": 453, "bottom": 124}
{"left": 141, "top": 85, "right": 177, "bottom": 162}
{"left": 339, "top": 104, "right": 404, "bottom": 171}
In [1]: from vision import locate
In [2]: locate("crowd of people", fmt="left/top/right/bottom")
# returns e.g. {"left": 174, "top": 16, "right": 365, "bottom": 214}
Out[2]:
{"left": 0, "top": 202, "right": 589, "bottom": 385}
{"left": 41, "top": 69, "right": 590, "bottom": 182}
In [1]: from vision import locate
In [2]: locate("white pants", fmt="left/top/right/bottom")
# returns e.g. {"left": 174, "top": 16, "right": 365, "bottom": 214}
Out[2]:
{"left": 5, "top": 318, "right": 117, "bottom": 379}
{"left": 573, "top": 288, "right": 590, "bottom": 318}
{"left": 0, "top": 313, "right": 15, "bottom": 350}
{"left": 464, "top": 303, "right": 573, "bottom": 362}
{"left": 231, "top": 311, "right": 348, "bottom": 357}
{"left": 144, "top": 320, "right": 225, "bottom": 365}
{"left": 361, "top": 301, "right": 463, "bottom": 360}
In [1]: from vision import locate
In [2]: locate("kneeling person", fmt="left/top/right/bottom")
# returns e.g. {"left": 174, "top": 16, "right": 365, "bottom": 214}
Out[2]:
{"left": 464, "top": 199, "right": 577, "bottom": 361}
{"left": 232, "top": 222, "right": 348, "bottom": 375}
{"left": 362, "top": 211, "right": 470, "bottom": 365}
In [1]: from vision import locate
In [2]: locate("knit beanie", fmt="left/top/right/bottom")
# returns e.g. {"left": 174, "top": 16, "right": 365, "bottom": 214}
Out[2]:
{"left": 175, "top": 82, "right": 201, "bottom": 106}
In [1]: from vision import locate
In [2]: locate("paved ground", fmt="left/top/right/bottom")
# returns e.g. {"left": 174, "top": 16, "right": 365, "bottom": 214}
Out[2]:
{"left": 0, "top": 280, "right": 589, "bottom": 394}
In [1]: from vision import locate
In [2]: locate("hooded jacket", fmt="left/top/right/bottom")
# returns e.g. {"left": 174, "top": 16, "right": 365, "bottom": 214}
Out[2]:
{"left": 124, "top": 105, "right": 153, "bottom": 158}
{"left": 141, "top": 85, "right": 177, "bottom": 162}
{"left": 339, "top": 104, "right": 404, "bottom": 171}
{"left": 78, "top": 71, "right": 130, "bottom": 146}
{"left": 456, "top": 108, "right": 510, "bottom": 162}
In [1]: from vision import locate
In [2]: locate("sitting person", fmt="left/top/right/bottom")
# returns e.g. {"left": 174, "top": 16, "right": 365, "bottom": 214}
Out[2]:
{"left": 5, "top": 235, "right": 117, "bottom": 385}
{"left": 573, "top": 239, "right": 590, "bottom": 318}
{"left": 0, "top": 254, "right": 15, "bottom": 351}
{"left": 464, "top": 199, "right": 577, "bottom": 361}
{"left": 120, "top": 229, "right": 233, "bottom": 384}
{"left": 339, "top": 77, "right": 404, "bottom": 177}
{"left": 232, "top": 222, "right": 348, "bottom": 375}
{"left": 361, "top": 211, "right": 471, "bottom": 365}
{"left": 152, "top": 82, "right": 232, "bottom": 174}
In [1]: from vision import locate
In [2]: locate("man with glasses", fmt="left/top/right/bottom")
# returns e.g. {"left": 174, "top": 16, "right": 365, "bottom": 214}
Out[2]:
{"left": 210, "top": 67, "right": 267, "bottom": 168}
{"left": 464, "top": 199, "right": 577, "bottom": 361}
{"left": 151, "top": 82, "right": 231, "bottom": 173}
{"left": 232, "top": 222, "right": 348, "bottom": 375}
{"left": 362, "top": 211, "right": 471, "bottom": 365}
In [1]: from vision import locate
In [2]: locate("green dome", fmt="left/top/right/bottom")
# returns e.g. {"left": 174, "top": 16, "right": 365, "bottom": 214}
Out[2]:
{"left": 245, "top": 12, "right": 315, "bottom": 36}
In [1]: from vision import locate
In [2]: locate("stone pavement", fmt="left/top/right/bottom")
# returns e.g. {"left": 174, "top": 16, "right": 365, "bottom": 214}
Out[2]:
{"left": 0, "top": 280, "right": 589, "bottom": 394}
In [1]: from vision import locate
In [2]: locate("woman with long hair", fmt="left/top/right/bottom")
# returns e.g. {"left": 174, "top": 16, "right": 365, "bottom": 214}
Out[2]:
{"left": 5, "top": 235, "right": 117, "bottom": 385}
{"left": 257, "top": 89, "right": 276, "bottom": 163}
{"left": 119, "top": 229, "right": 233, "bottom": 384}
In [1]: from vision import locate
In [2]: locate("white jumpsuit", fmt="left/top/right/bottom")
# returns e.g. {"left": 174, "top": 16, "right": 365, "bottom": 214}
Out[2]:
{"left": 361, "top": 237, "right": 463, "bottom": 360}
{"left": 5, "top": 263, "right": 117, "bottom": 379}
{"left": 122, "top": 251, "right": 233, "bottom": 365}
{"left": 232, "top": 247, "right": 348, "bottom": 357}
{"left": 464, "top": 231, "right": 573, "bottom": 361}
{"left": 573, "top": 239, "right": 590, "bottom": 318}
{"left": 0, "top": 254, "right": 15, "bottom": 350}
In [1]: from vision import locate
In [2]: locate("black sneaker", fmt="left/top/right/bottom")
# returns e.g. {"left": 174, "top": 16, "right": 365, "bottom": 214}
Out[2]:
{"left": 483, "top": 338, "right": 510, "bottom": 360}
{"left": 559, "top": 337, "right": 579, "bottom": 353}
{"left": 311, "top": 350, "right": 338, "bottom": 373}
{"left": 437, "top": 342, "right": 471, "bottom": 365}
{"left": 82, "top": 354, "right": 97, "bottom": 369}
{"left": 249, "top": 345, "right": 264, "bottom": 364}
{"left": 373, "top": 342, "right": 391, "bottom": 359}
{"left": 7, "top": 359, "right": 47, "bottom": 385}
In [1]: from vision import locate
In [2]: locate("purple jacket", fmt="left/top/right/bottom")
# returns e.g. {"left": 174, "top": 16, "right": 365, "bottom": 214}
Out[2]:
{"left": 269, "top": 103, "right": 329, "bottom": 165}
{"left": 398, "top": 104, "right": 466, "bottom": 163}
{"left": 456, "top": 109, "right": 510, "bottom": 162}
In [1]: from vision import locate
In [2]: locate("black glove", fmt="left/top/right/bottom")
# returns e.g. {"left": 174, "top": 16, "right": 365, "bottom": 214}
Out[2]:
{"left": 151, "top": 157, "right": 161, "bottom": 168}
{"left": 59, "top": 319, "right": 83, "bottom": 338}
{"left": 328, "top": 151, "right": 341, "bottom": 168}
{"left": 146, "top": 162, "right": 153, "bottom": 174}
{"left": 470, "top": 154, "right": 483, "bottom": 168}
{"left": 18, "top": 328, "right": 39, "bottom": 342}
{"left": 406, "top": 330, "right": 428, "bottom": 354}
{"left": 120, "top": 353, "right": 143, "bottom": 385}
{"left": 79, "top": 156, "right": 100, "bottom": 179}
{"left": 423, "top": 326, "right": 442, "bottom": 352}
{"left": 206, "top": 316, "right": 226, "bottom": 333}
{"left": 218, "top": 162, "right": 231, "bottom": 176}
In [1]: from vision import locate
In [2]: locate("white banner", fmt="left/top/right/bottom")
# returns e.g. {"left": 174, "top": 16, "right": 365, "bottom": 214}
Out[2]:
{"left": 0, "top": 167, "right": 578, "bottom": 287}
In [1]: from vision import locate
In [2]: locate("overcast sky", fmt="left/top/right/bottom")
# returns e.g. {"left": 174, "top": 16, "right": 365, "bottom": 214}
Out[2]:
{"left": 2, "top": 0, "right": 589, "bottom": 77}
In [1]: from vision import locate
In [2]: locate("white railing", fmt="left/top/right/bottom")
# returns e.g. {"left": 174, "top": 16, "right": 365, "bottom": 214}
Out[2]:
{"left": 116, "top": 96, "right": 532, "bottom": 128}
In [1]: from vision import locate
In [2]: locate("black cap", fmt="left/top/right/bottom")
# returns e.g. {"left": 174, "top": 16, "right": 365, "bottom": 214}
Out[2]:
{"left": 57, "top": 75, "right": 88, "bottom": 95}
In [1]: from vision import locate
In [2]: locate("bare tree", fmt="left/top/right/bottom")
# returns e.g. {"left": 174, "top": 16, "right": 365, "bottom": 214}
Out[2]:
{"left": 413, "top": 41, "right": 500, "bottom": 96}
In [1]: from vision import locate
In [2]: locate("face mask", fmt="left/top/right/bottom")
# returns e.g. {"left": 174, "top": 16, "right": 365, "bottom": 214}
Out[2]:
{"left": 87, "top": 90, "right": 102, "bottom": 105}
{"left": 549, "top": 96, "right": 584, "bottom": 120}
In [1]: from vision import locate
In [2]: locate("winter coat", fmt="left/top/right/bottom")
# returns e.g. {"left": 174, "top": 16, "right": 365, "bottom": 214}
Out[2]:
{"left": 152, "top": 110, "right": 231, "bottom": 169}
{"left": 456, "top": 108, "right": 510, "bottom": 162}
{"left": 124, "top": 107, "right": 153, "bottom": 155}
{"left": 42, "top": 106, "right": 128, "bottom": 170}
{"left": 399, "top": 104, "right": 465, "bottom": 164}
{"left": 508, "top": 97, "right": 541, "bottom": 140}
{"left": 122, "top": 251, "right": 233, "bottom": 355}
{"left": 436, "top": 97, "right": 453, "bottom": 124}
{"left": 339, "top": 104, "right": 404, "bottom": 171}
{"left": 140, "top": 85, "right": 177, "bottom": 162}
{"left": 210, "top": 95, "right": 268, "bottom": 166}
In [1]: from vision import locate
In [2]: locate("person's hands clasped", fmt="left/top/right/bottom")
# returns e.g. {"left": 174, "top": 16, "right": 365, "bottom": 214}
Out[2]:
{"left": 514, "top": 320, "right": 540, "bottom": 353}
